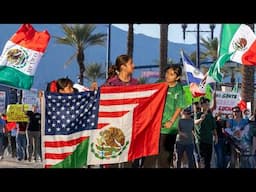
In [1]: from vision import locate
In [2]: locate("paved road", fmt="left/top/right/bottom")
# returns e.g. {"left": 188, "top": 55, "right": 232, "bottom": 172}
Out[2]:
{"left": 0, "top": 156, "right": 43, "bottom": 168}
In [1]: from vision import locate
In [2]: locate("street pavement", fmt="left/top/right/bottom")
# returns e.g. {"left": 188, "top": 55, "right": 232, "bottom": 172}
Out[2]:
{"left": 0, "top": 153, "right": 43, "bottom": 168}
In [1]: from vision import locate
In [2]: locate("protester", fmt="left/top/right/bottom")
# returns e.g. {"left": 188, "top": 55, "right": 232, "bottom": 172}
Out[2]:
{"left": 225, "top": 106, "right": 253, "bottom": 168}
{"left": 144, "top": 64, "right": 184, "bottom": 168}
{"left": 16, "top": 122, "right": 28, "bottom": 161}
{"left": 26, "top": 105, "right": 42, "bottom": 162}
{"left": 102, "top": 54, "right": 143, "bottom": 168}
{"left": 176, "top": 107, "right": 195, "bottom": 168}
{"left": 194, "top": 97, "right": 218, "bottom": 168}
{"left": 47, "top": 77, "right": 97, "bottom": 93}
{"left": 214, "top": 112, "right": 229, "bottom": 168}
{"left": 10, "top": 126, "right": 17, "bottom": 158}
{"left": 0, "top": 114, "right": 7, "bottom": 160}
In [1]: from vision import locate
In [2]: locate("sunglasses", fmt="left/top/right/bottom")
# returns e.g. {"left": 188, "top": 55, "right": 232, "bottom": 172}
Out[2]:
{"left": 233, "top": 110, "right": 241, "bottom": 113}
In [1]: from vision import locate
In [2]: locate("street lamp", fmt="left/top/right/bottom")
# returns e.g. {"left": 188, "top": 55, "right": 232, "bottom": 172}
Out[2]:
{"left": 106, "top": 24, "right": 111, "bottom": 80}
{"left": 182, "top": 24, "right": 215, "bottom": 68}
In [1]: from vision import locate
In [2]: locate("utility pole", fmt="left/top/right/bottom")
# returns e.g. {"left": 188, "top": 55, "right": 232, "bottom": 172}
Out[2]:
{"left": 106, "top": 24, "right": 111, "bottom": 80}
{"left": 182, "top": 24, "right": 215, "bottom": 68}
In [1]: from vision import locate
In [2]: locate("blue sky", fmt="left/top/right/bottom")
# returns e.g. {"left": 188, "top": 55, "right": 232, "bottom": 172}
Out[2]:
{"left": 112, "top": 24, "right": 221, "bottom": 44}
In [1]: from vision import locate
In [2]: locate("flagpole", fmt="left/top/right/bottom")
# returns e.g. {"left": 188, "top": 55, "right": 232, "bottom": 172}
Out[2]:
{"left": 106, "top": 24, "right": 111, "bottom": 80}
{"left": 181, "top": 49, "right": 193, "bottom": 108}
{"left": 180, "top": 49, "right": 190, "bottom": 86}
{"left": 182, "top": 24, "right": 215, "bottom": 68}
{"left": 196, "top": 24, "right": 200, "bottom": 68}
{"left": 40, "top": 91, "right": 45, "bottom": 166}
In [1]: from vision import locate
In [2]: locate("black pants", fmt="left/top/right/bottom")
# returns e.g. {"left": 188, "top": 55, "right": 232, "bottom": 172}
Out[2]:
{"left": 143, "top": 134, "right": 177, "bottom": 168}
{"left": 132, "top": 157, "right": 145, "bottom": 168}
{"left": 196, "top": 142, "right": 212, "bottom": 168}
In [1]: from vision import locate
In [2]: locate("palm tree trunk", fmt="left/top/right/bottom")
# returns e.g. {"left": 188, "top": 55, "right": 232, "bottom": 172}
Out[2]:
{"left": 241, "top": 65, "right": 254, "bottom": 111}
{"left": 241, "top": 24, "right": 255, "bottom": 112}
{"left": 127, "top": 24, "right": 134, "bottom": 58}
{"left": 77, "top": 50, "right": 85, "bottom": 85}
{"left": 160, "top": 24, "right": 169, "bottom": 80}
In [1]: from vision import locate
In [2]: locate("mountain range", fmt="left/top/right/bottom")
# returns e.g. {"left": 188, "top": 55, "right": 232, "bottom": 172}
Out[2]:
{"left": 0, "top": 24, "right": 197, "bottom": 90}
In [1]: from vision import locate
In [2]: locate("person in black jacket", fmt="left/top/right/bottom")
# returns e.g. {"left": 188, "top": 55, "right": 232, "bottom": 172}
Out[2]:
{"left": 26, "top": 106, "right": 42, "bottom": 162}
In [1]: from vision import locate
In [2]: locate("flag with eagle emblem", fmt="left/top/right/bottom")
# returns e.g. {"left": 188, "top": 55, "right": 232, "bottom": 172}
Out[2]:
{"left": 0, "top": 24, "right": 51, "bottom": 90}
{"left": 219, "top": 24, "right": 256, "bottom": 65}
{"left": 43, "top": 82, "right": 168, "bottom": 168}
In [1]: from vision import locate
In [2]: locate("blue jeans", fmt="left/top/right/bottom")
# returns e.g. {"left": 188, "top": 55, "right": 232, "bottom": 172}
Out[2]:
{"left": 214, "top": 138, "right": 226, "bottom": 168}
{"left": 0, "top": 133, "right": 4, "bottom": 156}
{"left": 16, "top": 133, "right": 27, "bottom": 160}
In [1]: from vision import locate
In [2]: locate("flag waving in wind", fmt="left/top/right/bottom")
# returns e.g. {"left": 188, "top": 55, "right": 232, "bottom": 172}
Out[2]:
{"left": 219, "top": 24, "right": 256, "bottom": 65}
{"left": 0, "top": 24, "right": 51, "bottom": 90}
{"left": 208, "top": 24, "right": 256, "bottom": 83}
{"left": 181, "top": 49, "right": 204, "bottom": 85}
{"left": 43, "top": 82, "right": 168, "bottom": 168}
{"left": 181, "top": 50, "right": 212, "bottom": 97}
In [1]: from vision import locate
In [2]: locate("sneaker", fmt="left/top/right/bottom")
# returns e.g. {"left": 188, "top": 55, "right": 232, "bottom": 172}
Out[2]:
{"left": 0, "top": 156, "right": 3, "bottom": 160}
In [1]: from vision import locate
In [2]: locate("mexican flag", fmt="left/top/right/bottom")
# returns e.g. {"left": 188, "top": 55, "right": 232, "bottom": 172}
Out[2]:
{"left": 219, "top": 24, "right": 256, "bottom": 65}
{"left": 0, "top": 24, "right": 51, "bottom": 90}
{"left": 208, "top": 52, "right": 234, "bottom": 82}
{"left": 207, "top": 24, "right": 256, "bottom": 82}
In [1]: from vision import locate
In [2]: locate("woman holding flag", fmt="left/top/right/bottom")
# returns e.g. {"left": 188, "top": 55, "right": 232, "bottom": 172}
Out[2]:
{"left": 102, "top": 54, "right": 144, "bottom": 168}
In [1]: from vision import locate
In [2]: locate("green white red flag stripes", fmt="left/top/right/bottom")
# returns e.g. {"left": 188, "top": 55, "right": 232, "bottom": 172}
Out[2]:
{"left": 219, "top": 24, "right": 256, "bottom": 65}
{"left": 0, "top": 24, "right": 50, "bottom": 89}
{"left": 207, "top": 24, "right": 256, "bottom": 83}
{"left": 207, "top": 52, "right": 233, "bottom": 82}
{"left": 87, "top": 83, "right": 168, "bottom": 165}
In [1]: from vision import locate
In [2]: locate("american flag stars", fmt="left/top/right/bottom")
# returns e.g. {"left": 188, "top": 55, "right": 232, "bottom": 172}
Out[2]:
{"left": 45, "top": 91, "right": 99, "bottom": 135}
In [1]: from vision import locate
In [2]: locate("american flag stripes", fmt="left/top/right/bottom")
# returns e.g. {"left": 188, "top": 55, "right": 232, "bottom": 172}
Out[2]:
{"left": 43, "top": 83, "right": 168, "bottom": 168}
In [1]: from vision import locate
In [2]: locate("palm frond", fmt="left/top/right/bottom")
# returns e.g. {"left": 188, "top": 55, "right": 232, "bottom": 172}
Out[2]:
{"left": 64, "top": 53, "right": 77, "bottom": 68}
{"left": 84, "top": 63, "right": 106, "bottom": 82}
{"left": 54, "top": 24, "right": 107, "bottom": 85}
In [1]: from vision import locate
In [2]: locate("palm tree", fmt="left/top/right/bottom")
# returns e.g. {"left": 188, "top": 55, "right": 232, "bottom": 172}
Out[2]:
{"left": 200, "top": 37, "right": 218, "bottom": 61}
{"left": 84, "top": 63, "right": 105, "bottom": 82}
{"left": 221, "top": 62, "right": 241, "bottom": 87}
{"left": 138, "top": 77, "right": 149, "bottom": 84}
{"left": 54, "top": 24, "right": 107, "bottom": 85}
{"left": 188, "top": 37, "right": 218, "bottom": 66}
{"left": 159, "top": 24, "right": 169, "bottom": 80}
{"left": 127, "top": 24, "right": 134, "bottom": 58}
{"left": 241, "top": 24, "right": 255, "bottom": 111}
{"left": 153, "top": 58, "right": 176, "bottom": 66}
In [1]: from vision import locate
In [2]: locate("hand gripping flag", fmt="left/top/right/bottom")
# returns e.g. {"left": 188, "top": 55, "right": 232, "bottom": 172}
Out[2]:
{"left": 43, "top": 82, "right": 168, "bottom": 168}
{"left": 0, "top": 24, "right": 51, "bottom": 90}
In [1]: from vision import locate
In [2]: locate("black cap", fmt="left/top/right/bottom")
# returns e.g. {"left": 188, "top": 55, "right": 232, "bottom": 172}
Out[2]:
{"left": 183, "top": 107, "right": 192, "bottom": 114}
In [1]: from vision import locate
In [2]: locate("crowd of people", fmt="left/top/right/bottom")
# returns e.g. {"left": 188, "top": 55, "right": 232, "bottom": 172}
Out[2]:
{"left": 0, "top": 106, "right": 41, "bottom": 162}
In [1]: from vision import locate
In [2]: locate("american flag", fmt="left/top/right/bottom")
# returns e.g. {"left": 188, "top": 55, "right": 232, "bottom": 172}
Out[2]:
{"left": 43, "top": 83, "right": 168, "bottom": 168}
{"left": 43, "top": 91, "right": 99, "bottom": 168}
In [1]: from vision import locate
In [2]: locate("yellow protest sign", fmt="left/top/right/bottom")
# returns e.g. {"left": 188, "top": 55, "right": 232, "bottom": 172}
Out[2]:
{"left": 6, "top": 104, "right": 30, "bottom": 122}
